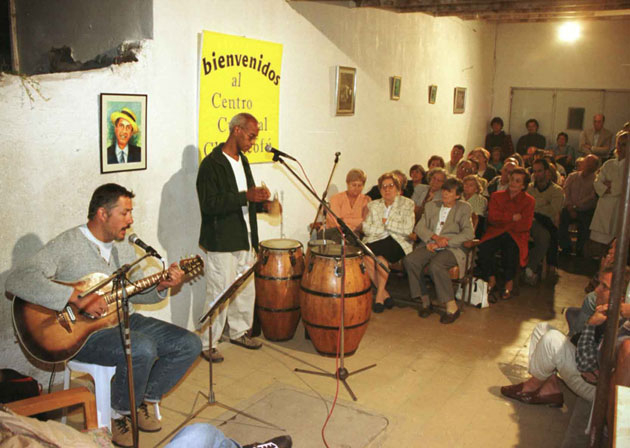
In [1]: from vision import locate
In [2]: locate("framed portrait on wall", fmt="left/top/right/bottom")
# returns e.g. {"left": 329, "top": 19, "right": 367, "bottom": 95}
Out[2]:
{"left": 453, "top": 87, "right": 466, "bottom": 114}
{"left": 100, "top": 93, "right": 147, "bottom": 174}
{"left": 428, "top": 85, "right": 437, "bottom": 104}
{"left": 335, "top": 66, "right": 356, "bottom": 116}
{"left": 390, "top": 76, "right": 401, "bottom": 100}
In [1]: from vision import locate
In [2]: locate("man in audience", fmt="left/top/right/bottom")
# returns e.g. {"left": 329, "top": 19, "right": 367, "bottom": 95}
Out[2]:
{"left": 469, "top": 147, "right": 497, "bottom": 183}
{"left": 558, "top": 154, "right": 599, "bottom": 257}
{"left": 524, "top": 159, "right": 565, "bottom": 285}
{"left": 484, "top": 116, "right": 514, "bottom": 160}
{"left": 445, "top": 144, "right": 465, "bottom": 174}
{"left": 404, "top": 176, "right": 474, "bottom": 324}
{"left": 579, "top": 113, "right": 614, "bottom": 160}
{"left": 516, "top": 118, "right": 546, "bottom": 155}
{"left": 412, "top": 167, "right": 446, "bottom": 221}
{"left": 487, "top": 159, "right": 517, "bottom": 196}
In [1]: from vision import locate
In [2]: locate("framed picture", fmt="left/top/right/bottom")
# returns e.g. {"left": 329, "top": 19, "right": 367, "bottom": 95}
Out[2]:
{"left": 428, "top": 85, "right": 437, "bottom": 104}
{"left": 453, "top": 87, "right": 466, "bottom": 114}
{"left": 100, "top": 93, "right": 147, "bottom": 173}
{"left": 390, "top": 76, "right": 402, "bottom": 100}
{"left": 335, "top": 66, "right": 356, "bottom": 116}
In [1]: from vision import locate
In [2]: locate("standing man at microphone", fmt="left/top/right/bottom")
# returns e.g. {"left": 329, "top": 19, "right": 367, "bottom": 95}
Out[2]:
{"left": 197, "top": 112, "right": 274, "bottom": 363}
{"left": 6, "top": 183, "right": 202, "bottom": 447}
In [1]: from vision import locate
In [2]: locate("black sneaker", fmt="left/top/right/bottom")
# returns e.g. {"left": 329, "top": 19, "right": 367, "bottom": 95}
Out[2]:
{"left": 242, "top": 435, "right": 293, "bottom": 448}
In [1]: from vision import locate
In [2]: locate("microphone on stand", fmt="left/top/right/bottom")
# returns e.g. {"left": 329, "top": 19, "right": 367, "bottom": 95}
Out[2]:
{"left": 265, "top": 144, "right": 298, "bottom": 161}
{"left": 128, "top": 233, "right": 162, "bottom": 260}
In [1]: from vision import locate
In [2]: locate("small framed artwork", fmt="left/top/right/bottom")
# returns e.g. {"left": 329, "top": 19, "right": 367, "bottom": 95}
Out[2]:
{"left": 335, "top": 66, "right": 357, "bottom": 116}
{"left": 428, "top": 85, "right": 437, "bottom": 104}
{"left": 100, "top": 93, "right": 147, "bottom": 173}
{"left": 453, "top": 87, "right": 466, "bottom": 114}
{"left": 390, "top": 76, "right": 402, "bottom": 100}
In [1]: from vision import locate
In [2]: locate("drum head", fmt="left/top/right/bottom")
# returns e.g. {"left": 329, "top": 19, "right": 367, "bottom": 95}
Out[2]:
{"left": 260, "top": 239, "right": 302, "bottom": 250}
{"left": 311, "top": 244, "right": 362, "bottom": 258}
{"left": 308, "top": 239, "right": 335, "bottom": 248}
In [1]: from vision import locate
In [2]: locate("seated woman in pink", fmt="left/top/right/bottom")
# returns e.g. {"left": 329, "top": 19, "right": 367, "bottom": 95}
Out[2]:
{"left": 317, "top": 169, "right": 370, "bottom": 243}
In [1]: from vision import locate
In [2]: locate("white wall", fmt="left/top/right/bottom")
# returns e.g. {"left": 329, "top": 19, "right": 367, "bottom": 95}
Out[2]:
{"left": 0, "top": 0, "right": 494, "bottom": 380}
{"left": 491, "top": 19, "right": 630, "bottom": 130}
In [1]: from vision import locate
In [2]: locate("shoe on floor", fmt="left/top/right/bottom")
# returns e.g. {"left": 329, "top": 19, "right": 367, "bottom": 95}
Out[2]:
{"left": 137, "top": 402, "right": 162, "bottom": 432}
{"left": 242, "top": 435, "right": 293, "bottom": 448}
{"left": 383, "top": 297, "right": 394, "bottom": 309}
{"left": 230, "top": 335, "right": 262, "bottom": 350}
{"left": 418, "top": 304, "right": 432, "bottom": 318}
{"left": 439, "top": 309, "right": 460, "bottom": 324}
{"left": 201, "top": 348, "right": 224, "bottom": 363}
{"left": 111, "top": 416, "right": 133, "bottom": 447}
{"left": 523, "top": 268, "right": 538, "bottom": 286}
{"left": 372, "top": 302, "right": 384, "bottom": 313}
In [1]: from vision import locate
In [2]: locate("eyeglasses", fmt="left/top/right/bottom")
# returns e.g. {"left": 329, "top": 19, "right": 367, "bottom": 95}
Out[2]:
{"left": 380, "top": 183, "right": 396, "bottom": 190}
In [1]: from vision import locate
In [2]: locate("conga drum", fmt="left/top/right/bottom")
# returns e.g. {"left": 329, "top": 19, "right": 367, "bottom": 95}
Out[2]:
{"left": 255, "top": 239, "right": 304, "bottom": 341}
{"left": 300, "top": 245, "right": 372, "bottom": 357}
{"left": 305, "top": 239, "right": 337, "bottom": 267}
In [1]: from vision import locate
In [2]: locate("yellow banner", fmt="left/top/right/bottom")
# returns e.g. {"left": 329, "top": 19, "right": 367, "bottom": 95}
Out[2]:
{"left": 198, "top": 31, "right": 282, "bottom": 164}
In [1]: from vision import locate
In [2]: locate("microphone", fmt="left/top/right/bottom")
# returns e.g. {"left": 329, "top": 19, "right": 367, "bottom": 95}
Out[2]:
{"left": 128, "top": 234, "right": 162, "bottom": 260}
{"left": 265, "top": 144, "right": 297, "bottom": 161}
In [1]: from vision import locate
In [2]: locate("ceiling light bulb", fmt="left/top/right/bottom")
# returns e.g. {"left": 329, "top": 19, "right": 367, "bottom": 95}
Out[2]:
{"left": 558, "top": 22, "right": 580, "bottom": 42}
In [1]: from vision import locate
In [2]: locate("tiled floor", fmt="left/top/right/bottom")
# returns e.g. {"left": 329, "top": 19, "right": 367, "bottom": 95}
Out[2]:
{"left": 70, "top": 256, "right": 598, "bottom": 447}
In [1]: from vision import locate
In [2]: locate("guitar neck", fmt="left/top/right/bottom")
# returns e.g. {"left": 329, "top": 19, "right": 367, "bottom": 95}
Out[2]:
{"left": 102, "top": 271, "right": 167, "bottom": 305}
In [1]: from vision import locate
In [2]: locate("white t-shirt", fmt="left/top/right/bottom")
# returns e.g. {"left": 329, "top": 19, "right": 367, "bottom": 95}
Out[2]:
{"left": 434, "top": 205, "right": 452, "bottom": 235}
{"left": 225, "top": 152, "right": 250, "bottom": 232}
{"left": 79, "top": 224, "right": 113, "bottom": 263}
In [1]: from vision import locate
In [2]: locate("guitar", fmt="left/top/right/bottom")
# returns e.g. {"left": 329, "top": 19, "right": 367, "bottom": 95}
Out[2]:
{"left": 12, "top": 256, "right": 204, "bottom": 364}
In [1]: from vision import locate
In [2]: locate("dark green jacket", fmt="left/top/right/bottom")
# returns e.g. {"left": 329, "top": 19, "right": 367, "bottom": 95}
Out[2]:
{"left": 197, "top": 144, "right": 261, "bottom": 252}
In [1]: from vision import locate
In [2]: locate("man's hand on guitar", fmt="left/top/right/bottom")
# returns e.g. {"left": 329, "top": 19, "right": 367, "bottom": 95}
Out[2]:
{"left": 68, "top": 290, "right": 108, "bottom": 318}
{"left": 157, "top": 263, "right": 184, "bottom": 291}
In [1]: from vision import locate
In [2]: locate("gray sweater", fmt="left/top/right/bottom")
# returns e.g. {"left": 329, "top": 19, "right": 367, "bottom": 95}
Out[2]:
{"left": 6, "top": 226, "right": 164, "bottom": 312}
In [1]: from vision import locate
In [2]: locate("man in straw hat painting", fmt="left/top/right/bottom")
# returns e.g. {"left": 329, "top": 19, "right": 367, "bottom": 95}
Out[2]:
{"left": 107, "top": 107, "right": 142, "bottom": 164}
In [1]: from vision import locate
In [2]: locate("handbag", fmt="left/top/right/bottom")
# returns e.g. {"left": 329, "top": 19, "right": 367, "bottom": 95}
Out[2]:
{"left": 469, "top": 278, "right": 489, "bottom": 308}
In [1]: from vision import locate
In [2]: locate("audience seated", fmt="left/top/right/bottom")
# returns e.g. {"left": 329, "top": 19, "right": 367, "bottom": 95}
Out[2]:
{"left": 489, "top": 146, "right": 504, "bottom": 172}
{"left": 403, "top": 177, "right": 474, "bottom": 324}
{"left": 428, "top": 155, "right": 446, "bottom": 170}
{"left": 477, "top": 168, "right": 534, "bottom": 301}
{"left": 589, "top": 131, "right": 628, "bottom": 255}
{"left": 487, "top": 159, "right": 517, "bottom": 196}
{"left": 411, "top": 167, "right": 446, "bottom": 221}
{"left": 362, "top": 172, "right": 415, "bottom": 313}
{"left": 469, "top": 147, "right": 497, "bottom": 183}
{"left": 462, "top": 174, "right": 487, "bottom": 239}
{"left": 516, "top": 118, "right": 546, "bottom": 155}
{"left": 408, "top": 164, "right": 426, "bottom": 189}
{"left": 558, "top": 154, "right": 599, "bottom": 257}
{"left": 524, "top": 158, "right": 565, "bottom": 285}
{"left": 550, "top": 132, "right": 577, "bottom": 172}
{"left": 485, "top": 116, "right": 514, "bottom": 160}
{"left": 318, "top": 168, "right": 370, "bottom": 243}
{"left": 501, "top": 267, "right": 630, "bottom": 407}
{"left": 445, "top": 145, "right": 465, "bottom": 174}
{"left": 579, "top": 113, "right": 614, "bottom": 160}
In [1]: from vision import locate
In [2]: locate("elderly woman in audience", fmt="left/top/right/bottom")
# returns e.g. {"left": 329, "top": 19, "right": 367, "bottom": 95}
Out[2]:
{"left": 319, "top": 168, "right": 370, "bottom": 243}
{"left": 550, "top": 132, "right": 577, "bottom": 172}
{"left": 501, "top": 267, "right": 630, "bottom": 407}
{"left": 485, "top": 116, "right": 514, "bottom": 160}
{"left": 476, "top": 168, "right": 534, "bottom": 301}
{"left": 469, "top": 147, "right": 498, "bottom": 184}
{"left": 366, "top": 169, "right": 410, "bottom": 200}
{"left": 589, "top": 131, "right": 628, "bottom": 254}
{"left": 427, "top": 155, "right": 446, "bottom": 169}
{"left": 462, "top": 174, "right": 487, "bottom": 238}
{"left": 411, "top": 167, "right": 446, "bottom": 222}
{"left": 403, "top": 177, "right": 474, "bottom": 324}
{"left": 489, "top": 146, "right": 504, "bottom": 172}
{"left": 408, "top": 164, "right": 426, "bottom": 188}
{"left": 487, "top": 159, "right": 517, "bottom": 196}
{"left": 362, "top": 172, "right": 415, "bottom": 313}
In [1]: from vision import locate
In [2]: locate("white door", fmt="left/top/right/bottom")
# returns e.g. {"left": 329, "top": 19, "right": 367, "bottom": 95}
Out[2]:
{"left": 553, "top": 90, "right": 604, "bottom": 150}
{"left": 603, "top": 91, "right": 630, "bottom": 137}
{"left": 509, "top": 89, "right": 554, "bottom": 148}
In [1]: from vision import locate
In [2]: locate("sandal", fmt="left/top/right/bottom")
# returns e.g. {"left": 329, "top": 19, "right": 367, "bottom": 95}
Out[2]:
{"left": 500, "top": 289, "right": 513, "bottom": 300}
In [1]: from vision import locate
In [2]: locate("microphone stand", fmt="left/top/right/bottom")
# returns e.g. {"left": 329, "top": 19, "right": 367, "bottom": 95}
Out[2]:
{"left": 310, "top": 152, "right": 340, "bottom": 237}
{"left": 271, "top": 152, "right": 383, "bottom": 401}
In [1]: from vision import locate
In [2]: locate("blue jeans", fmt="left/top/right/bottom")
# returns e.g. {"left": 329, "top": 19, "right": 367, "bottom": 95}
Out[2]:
{"left": 73, "top": 313, "right": 201, "bottom": 412}
{"left": 166, "top": 423, "right": 241, "bottom": 448}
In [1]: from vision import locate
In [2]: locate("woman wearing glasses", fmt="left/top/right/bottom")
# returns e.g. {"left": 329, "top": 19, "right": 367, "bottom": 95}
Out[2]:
{"left": 362, "top": 172, "right": 415, "bottom": 313}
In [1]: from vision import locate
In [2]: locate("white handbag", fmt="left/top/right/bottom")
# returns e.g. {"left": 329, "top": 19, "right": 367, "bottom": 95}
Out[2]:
{"left": 469, "top": 278, "right": 489, "bottom": 308}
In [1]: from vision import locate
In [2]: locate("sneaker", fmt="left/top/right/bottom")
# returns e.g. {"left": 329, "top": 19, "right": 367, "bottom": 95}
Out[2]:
{"left": 137, "top": 402, "right": 162, "bottom": 432}
{"left": 230, "top": 335, "right": 262, "bottom": 350}
{"left": 111, "top": 416, "right": 133, "bottom": 448}
{"left": 201, "top": 348, "right": 224, "bottom": 363}
{"left": 242, "top": 435, "right": 293, "bottom": 448}
{"left": 523, "top": 268, "right": 538, "bottom": 286}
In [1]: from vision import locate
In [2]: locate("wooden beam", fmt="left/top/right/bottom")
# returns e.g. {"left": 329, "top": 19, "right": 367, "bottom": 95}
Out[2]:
{"left": 8, "top": 0, "right": 19, "bottom": 73}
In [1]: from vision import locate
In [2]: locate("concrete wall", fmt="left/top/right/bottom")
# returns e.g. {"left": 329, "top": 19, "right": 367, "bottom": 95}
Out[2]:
{"left": 0, "top": 0, "right": 494, "bottom": 381}
{"left": 491, "top": 19, "right": 630, "bottom": 130}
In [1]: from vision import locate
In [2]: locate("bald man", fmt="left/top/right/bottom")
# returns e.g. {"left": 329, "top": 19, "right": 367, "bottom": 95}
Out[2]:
{"left": 579, "top": 114, "right": 614, "bottom": 160}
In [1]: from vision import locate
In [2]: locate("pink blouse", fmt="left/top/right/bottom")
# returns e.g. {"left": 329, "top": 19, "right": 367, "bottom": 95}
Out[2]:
{"left": 325, "top": 192, "right": 370, "bottom": 231}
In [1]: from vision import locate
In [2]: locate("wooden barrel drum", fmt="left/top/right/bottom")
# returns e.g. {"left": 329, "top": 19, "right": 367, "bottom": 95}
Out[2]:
{"left": 255, "top": 239, "right": 304, "bottom": 341}
{"left": 300, "top": 245, "right": 372, "bottom": 357}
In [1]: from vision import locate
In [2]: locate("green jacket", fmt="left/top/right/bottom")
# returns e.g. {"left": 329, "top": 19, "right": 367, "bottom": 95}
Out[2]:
{"left": 197, "top": 144, "right": 262, "bottom": 252}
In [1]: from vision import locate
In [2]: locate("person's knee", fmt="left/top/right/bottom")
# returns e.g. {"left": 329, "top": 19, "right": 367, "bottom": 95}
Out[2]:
{"left": 133, "top": 338, "right": 158, "bottom": 364}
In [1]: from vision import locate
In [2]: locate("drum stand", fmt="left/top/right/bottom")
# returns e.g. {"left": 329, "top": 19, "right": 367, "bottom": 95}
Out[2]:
{"left": 271, "top": 151, "right": 384, "bottom": 401}
{"left": 294, "top": 233, "right": 376, "bottom": 401}
{"left": 154, "top": 265, "right": 284, "bottom": 447}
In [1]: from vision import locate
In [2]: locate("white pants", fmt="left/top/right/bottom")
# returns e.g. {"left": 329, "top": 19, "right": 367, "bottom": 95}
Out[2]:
{"left": 201, "top": 250, "right": 255, "bottom": 349}
{"left": 528, "top": 322, "right": 595, "bottom": 401}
